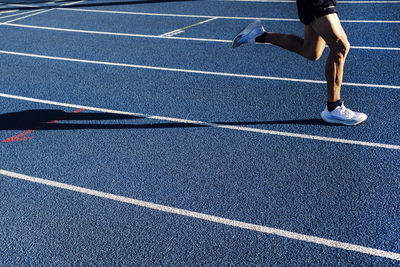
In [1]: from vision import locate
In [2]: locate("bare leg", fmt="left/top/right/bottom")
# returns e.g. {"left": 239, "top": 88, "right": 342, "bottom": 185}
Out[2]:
{"left": 248, "top": 16, "right": 366, "bottom": 124}
{"left": 256, "top": 26, "right": 326, "bottom": 61}
{"left": 256, "top": 13, "right": 349, "bottom": 103}
{"left": 310, "top": 13, "right": 350, "bottom": 102}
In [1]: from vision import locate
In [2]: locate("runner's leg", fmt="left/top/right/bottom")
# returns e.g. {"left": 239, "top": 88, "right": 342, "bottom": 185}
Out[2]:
{"left": 256, "top": 25, "right": 326, "bottom": 61}
{"left": 310, "top": 13, "right": 350, "bottom": 102}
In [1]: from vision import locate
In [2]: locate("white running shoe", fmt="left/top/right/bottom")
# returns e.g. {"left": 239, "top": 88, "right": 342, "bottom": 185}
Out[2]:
{"left": 232, "top": 20, "right": 265, "bottom": 48}
{"left": 321, "top": 103, "right": 368, "bottom": 126}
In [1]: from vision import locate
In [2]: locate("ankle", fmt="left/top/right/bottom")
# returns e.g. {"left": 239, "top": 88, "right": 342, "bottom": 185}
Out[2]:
{"left": 327, "top": 100, "right": 342, "bottom": 112}
{"left": 255, "top": 32, "right": 268, "bottom": 43}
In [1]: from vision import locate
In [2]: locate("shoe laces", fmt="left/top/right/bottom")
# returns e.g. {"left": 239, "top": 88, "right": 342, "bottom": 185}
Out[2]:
{"left": 335, "top": 103, "right": 354, "bottom": 118}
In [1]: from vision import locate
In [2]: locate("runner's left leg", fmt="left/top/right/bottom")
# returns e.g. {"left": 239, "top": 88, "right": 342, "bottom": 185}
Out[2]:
{"left": 256, "top": 25, "right": 326, "bottom": 61}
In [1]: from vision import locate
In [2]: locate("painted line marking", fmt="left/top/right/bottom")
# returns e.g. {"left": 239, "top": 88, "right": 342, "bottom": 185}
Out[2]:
{"left": 7, "top": 4, "right": 39, "bottom": 8}
{"left": 217, "top": 0, "right": 400, "bottom": 3}
{"left": 2, "top": 129, "right": 35, "bottom": 142}
{"left": 179, "top": 17, "right": 219, "bottom": 30}
{"left": 1, "top": 108, "right": 85, "bottom": 143}
{"left": 350, "top": 45, "right": 400, "bottom": 51}
{"left": 0, "top": 10, "right": 18, "bottom": 15}
{"left": 160, "top": 17, "right": 218, "bottom": 37}
{"left": 341, "top": 19, "right": 400, "bottom": 23}
{"left": 5, "top": 22, "right": 400, "bottom": 51}
{"left": 0, "top": 10, "right": 17, "bottom": 14}
{"left": 337, "top": 0, "right": 400, "bottom": 2}
{"left": 0, "top": 10, "right": 39, "bottom": 20}
{"left": 0, "top": 9, "right": 51, "bottom": 25}
{"left": 0, "top": 49, "right": 399, "bottom": 90}
{"left": 0, "top": 0, "right": 84, "bottom": 26}
{"left": 58, "top": 8, "right": 400, "bottom": 23}
{"left": 59, "top": 0, "right": 85, "bottom": 7}
{"left": 0, "top": 169, "right": 399, "bottom": 261}
{"left": 160, "top": 29, "right": 185, "bottom": 38}
{"left": 0, "top": 93, "right": 399, "bottom": 150}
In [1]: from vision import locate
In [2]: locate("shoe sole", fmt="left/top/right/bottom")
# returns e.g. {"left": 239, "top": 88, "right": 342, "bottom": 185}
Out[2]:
{"left": 321, "top": 113, "right": 368, "bottom": 126}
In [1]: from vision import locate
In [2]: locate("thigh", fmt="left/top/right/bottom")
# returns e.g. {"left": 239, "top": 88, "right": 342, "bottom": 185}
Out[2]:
{"left": 310, "top": 13, "right": 349, "bottom": 48}
{"left": 303, "top": 25, "right": 326, "bottom": 60}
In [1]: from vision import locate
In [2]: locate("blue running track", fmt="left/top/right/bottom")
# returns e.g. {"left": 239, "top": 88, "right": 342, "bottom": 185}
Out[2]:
{"left": 0, "top": 0, "right": 399, "bottom": 265}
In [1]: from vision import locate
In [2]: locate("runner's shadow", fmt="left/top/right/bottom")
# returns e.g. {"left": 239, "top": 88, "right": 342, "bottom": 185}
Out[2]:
{"left": 0, "top": 109, "right": 329, "bottom": 131}
{"left": 218, "top": 119, "right": 330, "bottom": 126}
{"left": 0, "top": 109, "right": 141, "bottom": 130}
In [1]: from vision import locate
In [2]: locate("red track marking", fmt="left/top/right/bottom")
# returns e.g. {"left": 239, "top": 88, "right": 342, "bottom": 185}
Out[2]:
{"left": 2, "top": 108, "right": 86, "bottom": 143}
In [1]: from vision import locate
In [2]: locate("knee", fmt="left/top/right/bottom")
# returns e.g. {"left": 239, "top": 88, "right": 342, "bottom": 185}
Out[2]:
{"left": 330, "top": 37, "right": 350, "bottom": 60}
{"left": 303, "top": 48, "right": 324, "bottom": 61}
{"left": 305, "top": 52, "right": 323, "bottom": 62}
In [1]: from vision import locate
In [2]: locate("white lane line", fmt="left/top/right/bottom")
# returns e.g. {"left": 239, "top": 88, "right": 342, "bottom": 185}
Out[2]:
{"left": 58, "top": 8, "right": 400, "bottom": 23}
{"left": 6, "top": 23, "right": 400, "bottom": 51}
{"left": 0, "top": 92, "right": 399, "bottom": 150}
{"left": 217, "top": 0, "right": 400, "bottom": 2}
{"left": 0, "top": 168, "right": 399, "bottom": 261}
{"left": 235, "top": 0, "right": 297, "bottom": 1}
{"left": 338, "top": 0, "right": 400, "bottom": 2}
{"left": 60, "top": 0, "right": 85, "bottom": 7}
{"left": 7, "top": 4, "right": 39, "bottom": 7}
{"left": 59, "top": 8, "right": 221, "bottom": 18}
{"left": 350, "top": 45, "right": 400, "bottom": 51}
{"left": 0, "top": 10, "right": 17, "bottom": 14}
{"left": 0, "top": 49, "right": 399, "bottom": 90}
{"left": 341, "top": 19, "right": 400, "bottom": 23}
{"left": 6, "top": 22, "right": 231, "bottom": 43}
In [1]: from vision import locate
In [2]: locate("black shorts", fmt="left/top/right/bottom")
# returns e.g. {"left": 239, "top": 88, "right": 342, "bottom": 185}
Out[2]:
{"left": 296, "top": 0, "right": 337, "bottom": 25}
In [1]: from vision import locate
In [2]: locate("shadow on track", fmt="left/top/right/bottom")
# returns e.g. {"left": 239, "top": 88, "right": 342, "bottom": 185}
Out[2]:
{"left": 0, "top": 109, "right": 330, "bottom": 131}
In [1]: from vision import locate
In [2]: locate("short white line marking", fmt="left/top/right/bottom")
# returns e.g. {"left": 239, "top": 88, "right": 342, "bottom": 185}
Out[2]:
{"left": 0, "top": 0, "right": 84, "bottom": 25}
{"left": 0, "top": 92, "right": 399, "bottom": 150}
{"left": 159, "top": 17, "right": 218, "bottom": 37}
{"left": 58, "top": 8, "right": 400, "bottom": 23}
{"left": 6, "top": 23, "right": 400, "bottom": 51}
{"left": 0, "top": 9, "right": 38, "bottom": 20}
{"left": 0, "top": 49, "right": 399, "bottom": 90}
{"left": 0, "top": 169, "right": 399, "bottom": 261}
{"left": 0, "top": 9, "right": 50, "bottom": 25}
{"left": 160, "top": 29, "right": 184, "bottom": 37}
{"left": 194, "top": 17, "right": 219, "bottom": 25}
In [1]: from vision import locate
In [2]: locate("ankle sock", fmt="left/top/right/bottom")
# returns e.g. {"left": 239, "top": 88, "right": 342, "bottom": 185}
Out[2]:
{"left": 255, "top": 32, "right": 267, "bottom": 43}
{"left": 327, "top": 100, "right": 342, "bottom": 112}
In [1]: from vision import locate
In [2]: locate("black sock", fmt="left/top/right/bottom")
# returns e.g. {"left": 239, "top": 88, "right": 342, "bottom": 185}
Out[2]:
{"left": 255, "top": 32, "right": 267, "bottom": 43}
{"left": 327, "top": 100, "right": 342, "bottom": 112}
